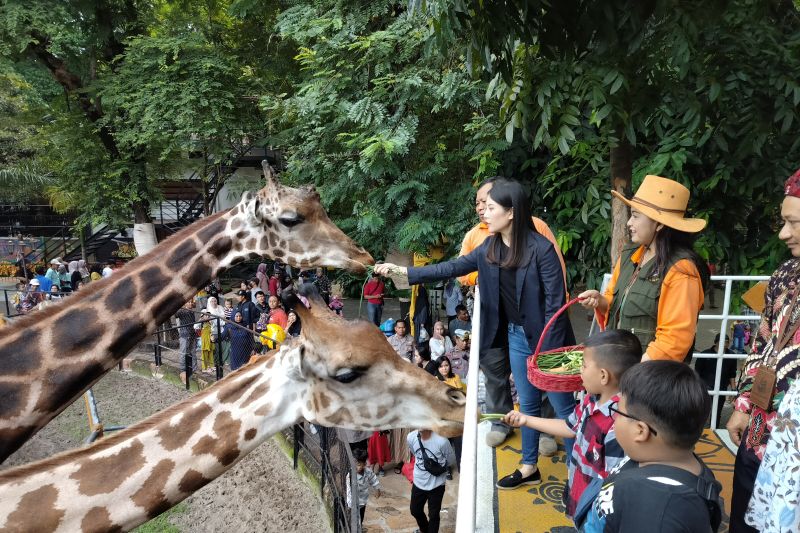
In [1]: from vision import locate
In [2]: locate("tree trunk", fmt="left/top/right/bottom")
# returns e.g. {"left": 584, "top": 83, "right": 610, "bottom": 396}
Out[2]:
{"left": 132, "top": 200, "right": 157, "bottom": 256}
{"left": 609, "top": 141, "right": 632, "bottom": 266}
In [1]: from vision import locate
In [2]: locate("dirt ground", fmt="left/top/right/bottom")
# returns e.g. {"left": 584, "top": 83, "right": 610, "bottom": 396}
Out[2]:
{"left": 2, "top": 369, "right": 330, "bottom": 533}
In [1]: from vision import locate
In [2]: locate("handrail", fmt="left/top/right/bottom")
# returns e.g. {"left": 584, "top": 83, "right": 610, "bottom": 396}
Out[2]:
{"left": 698, "top": 275, "right": 769, "bottom": 429}
{"left": 456, "top": 286, "right": 480, "bottom": 532}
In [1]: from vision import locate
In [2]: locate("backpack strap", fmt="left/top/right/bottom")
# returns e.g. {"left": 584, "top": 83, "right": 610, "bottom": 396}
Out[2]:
{"left": 635, "top": 462, "right": 722, "bottom": 532}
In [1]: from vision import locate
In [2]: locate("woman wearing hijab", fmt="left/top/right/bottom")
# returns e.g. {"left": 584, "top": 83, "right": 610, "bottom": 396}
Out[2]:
{"left": 220, "top": 312, "right": 255, "bottom": 371}
{"left": 256, "top": 263, "right": 270, "bottom": 294}
{"left": 68, "top": 261, "right": 82, "bottom": 292}
{"left": 579, "top": 175, "right": 709, "bottom": 362}
{"left": 58, "top": 263, "right": 71, "bottom": 293}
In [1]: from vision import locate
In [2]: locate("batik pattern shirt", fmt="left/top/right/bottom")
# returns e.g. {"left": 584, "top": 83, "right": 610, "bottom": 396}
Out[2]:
{"left": 746, "top": 378, "right": 800, "bottom": 532}
{"left": 735, "top": 258, "right": 800, "bottom": 460}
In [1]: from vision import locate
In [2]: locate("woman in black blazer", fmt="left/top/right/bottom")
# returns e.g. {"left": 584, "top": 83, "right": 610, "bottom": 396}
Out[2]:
{"left": 376, "top": 178, "right": 575, "bottom": 489}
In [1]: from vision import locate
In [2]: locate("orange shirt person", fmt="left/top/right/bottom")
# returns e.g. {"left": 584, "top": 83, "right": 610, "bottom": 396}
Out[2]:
{"left": 458, "top": 178, "right": 567, "bottom": 289}
{"left": 578, "top": 175, "right": 708, "bottom": 362}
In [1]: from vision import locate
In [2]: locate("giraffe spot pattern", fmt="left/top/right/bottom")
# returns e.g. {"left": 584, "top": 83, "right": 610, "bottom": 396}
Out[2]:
{"left": 81, "top": 506, "right": 122, "bottom": 533}
{"left": 104, "top": 277, "right": 136, "bottom": 313}
{"left": 34, "top": 361, "right": 107, "bottom": 414}
{"left": 5, "top": 484, "right": 64, "bottom": 531}
{"left": 0, "top": 382, "right": 28, "bottom": 419}
{"left": 317, "top": 392, "right": 331, "bottom": 410}
{"left": 107, "top": 318, "right": 148, "bottom": 358}
{"left": 131, "top": 458, "right": 175, "bottom": 518}
{"left": 182, "top": 260, "right": 212, "bottom": 289}
{"left": 139, "top": 267, "right": 171, "bottom": 302}
{"left": 166, "top": 240, "right": 199, "bottom": 272}
{"left": 71, "top": 439, "right": 147, "bottom": 496}
{"left": 55, "top": 308, "right": 106, "bottom": 354}
{"left": 157, "top": 402, "right": 214, "bottom": 451}
{"left": 217, "top": 373, "right": 259, "bottom": 404}
{"left": 192, "top": 411, "right": 242, "bottom": 466}
{"left": 178, "top": 469, "right": 212, "bottom": 494}
{"left": 244, "top": 428, "right": 257, "bottom": 441}
{"left": 207, "top": 236, "right": 233, "bottom": 259}
{"left": 0, "top": 329, "right": 42, "bottom": 377}
{"left": 240, "top": 382, "right": 270, "bottom": 410}
{"left": 150, "top": 291, "right": 184, "bottom": 326}
{"left": 195, "top": 218, "right": 227, "bottom": 243}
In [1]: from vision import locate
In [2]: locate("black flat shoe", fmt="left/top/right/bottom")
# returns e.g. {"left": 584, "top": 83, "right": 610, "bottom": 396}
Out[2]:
{"left": 496, "top": 468, "right": 541, "bottom": 490}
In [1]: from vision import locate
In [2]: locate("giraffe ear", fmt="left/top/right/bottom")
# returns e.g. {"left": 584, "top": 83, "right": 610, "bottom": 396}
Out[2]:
{"left": 244, "top": 193, "right": 263, "bottom": 226}
{"left": 261, "top": 160, "right": 279, "bottom": 188}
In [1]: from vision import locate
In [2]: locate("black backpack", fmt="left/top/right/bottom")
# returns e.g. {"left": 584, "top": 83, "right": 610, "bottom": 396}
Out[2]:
{"left": 416, "top": 434, "right": 447, "bottom": 476}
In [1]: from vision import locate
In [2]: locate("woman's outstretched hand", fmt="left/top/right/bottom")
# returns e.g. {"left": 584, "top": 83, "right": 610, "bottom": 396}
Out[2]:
{"left": 578, "top": 290, "right": 602, "bottom": 309}
{"left": 374, "top": 263, "right": 408, "bottom": 277}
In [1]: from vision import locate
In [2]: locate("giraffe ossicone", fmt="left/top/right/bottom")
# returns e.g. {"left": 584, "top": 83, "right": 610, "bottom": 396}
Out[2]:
{"left": 0, "top": 290, "right": 465, "bottom": 532}
{"left": 0, "top": 162, "right": 374, "bottom": 463}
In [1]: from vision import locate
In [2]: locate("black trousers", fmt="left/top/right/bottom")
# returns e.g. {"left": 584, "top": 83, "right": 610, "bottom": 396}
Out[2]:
{"left": 729, "top": 429, "right": 760, "bottom": 533}
{"left": 480, "top": 346, "right": 514, "bottom": 425}
{"left": 359, "top": 505, "right": 366, "bottom": 526}
{"left": 410, "top": 483, "right": 446, "bottom": 533}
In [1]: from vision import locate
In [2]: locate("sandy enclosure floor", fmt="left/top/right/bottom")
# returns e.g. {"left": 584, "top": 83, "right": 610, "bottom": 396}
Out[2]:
{"left": 2, "top": 369, "right": 330, "bottom": 533}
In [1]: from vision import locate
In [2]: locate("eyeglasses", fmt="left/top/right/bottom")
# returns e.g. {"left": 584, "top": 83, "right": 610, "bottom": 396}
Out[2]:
{"left": 609, "top": 402, "right": 658, "bottom": 436}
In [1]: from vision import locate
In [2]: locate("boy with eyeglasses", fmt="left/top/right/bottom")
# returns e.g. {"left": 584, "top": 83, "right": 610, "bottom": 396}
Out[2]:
{"left": 582, "top": 361, "right": 722, "bottom": 532}
{"left": 503, "top": 329, "right": 642, "bottom": 526}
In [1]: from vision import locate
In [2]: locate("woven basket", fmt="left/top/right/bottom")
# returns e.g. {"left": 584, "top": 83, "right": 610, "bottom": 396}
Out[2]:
{"left": 527, "top": 297, "right": 602, "bottom": 392}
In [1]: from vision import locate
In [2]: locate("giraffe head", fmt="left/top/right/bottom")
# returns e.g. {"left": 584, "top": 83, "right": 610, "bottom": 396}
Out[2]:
{"left": 227, "top": 161, "right": 373, "bottom": 273}
{"left": 280, "top": 288, "right": 466, "bottom": 437}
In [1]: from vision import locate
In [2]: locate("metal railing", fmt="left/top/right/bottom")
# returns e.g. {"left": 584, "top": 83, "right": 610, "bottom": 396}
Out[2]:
{"left": 455, "top": 275, "right": 768, "bottom": 531}
{"left": 694, "top": 275, "right": 769, "bottom": 429}
{"left": 150, "top": 313, "right": 286, "bottom": 389}
{"left": 282, "top": 423, "right": 361, "bottom": 533}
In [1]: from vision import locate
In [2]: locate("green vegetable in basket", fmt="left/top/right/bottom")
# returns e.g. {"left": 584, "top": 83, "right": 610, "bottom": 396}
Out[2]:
{"left": 537, "top": 350, "right": 583, "bottom": 375}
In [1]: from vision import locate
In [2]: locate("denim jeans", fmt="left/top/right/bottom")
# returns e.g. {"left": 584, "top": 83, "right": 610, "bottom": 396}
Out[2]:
{"left": 508, "top": 323, "right": 576, "bottom": 465}
{"left": 367, "top": 302, "right": 383, "bottom": 326}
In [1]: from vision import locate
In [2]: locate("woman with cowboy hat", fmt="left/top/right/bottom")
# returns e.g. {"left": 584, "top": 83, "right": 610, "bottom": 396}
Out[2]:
{"left": 579, "top": 175, "right": 709, "bottom": 362}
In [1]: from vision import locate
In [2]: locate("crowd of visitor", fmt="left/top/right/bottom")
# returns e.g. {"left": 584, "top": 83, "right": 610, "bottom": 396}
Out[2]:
{"left": 361, "top": 169, "right": 800, "bottom": 533}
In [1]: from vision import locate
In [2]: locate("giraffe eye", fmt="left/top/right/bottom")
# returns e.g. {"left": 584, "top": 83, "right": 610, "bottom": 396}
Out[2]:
{"left": 333, "top": 368, "right": 364, "bottom": 384}
{"left": 278, "top": 213, "right": 305, "bottom": 228}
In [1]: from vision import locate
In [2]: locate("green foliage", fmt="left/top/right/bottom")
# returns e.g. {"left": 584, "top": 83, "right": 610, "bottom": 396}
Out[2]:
{"left": 264, "top": 1, "right": 508, "bottom": 258}
{"left": 426, "top": 0, "right": 800, "bottom": 284}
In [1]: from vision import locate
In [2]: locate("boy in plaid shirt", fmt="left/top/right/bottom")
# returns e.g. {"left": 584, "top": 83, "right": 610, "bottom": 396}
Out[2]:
{"left": 504, "top": 330, "right": 642, "bottom": 527}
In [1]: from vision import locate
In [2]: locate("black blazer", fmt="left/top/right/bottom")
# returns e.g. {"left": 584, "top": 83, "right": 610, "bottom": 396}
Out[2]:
{"left": 407, "top": 231, "right": 574, "bottom": 354}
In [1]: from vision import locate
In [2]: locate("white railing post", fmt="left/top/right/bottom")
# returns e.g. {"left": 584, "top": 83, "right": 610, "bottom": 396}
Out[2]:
{"left": 456, "top": 287, "right": 481, "bottom": 533}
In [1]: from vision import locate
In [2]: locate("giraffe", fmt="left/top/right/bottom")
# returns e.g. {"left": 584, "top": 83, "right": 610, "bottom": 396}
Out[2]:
{"left": 0, "top": 291, "right": 466, "bottom": 532}
{"left": 0, "top": 161, "right": 374, "bottom": 463}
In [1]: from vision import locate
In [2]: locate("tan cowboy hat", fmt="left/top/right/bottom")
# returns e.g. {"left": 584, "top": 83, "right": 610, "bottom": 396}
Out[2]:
{"left": 611, "top": 175, "right": 707, "bottom": 233}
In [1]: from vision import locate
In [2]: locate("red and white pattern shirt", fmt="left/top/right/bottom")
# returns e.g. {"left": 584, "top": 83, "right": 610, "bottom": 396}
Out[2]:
{"left": 565, "top": 392, "right": 625, "bottom": 520}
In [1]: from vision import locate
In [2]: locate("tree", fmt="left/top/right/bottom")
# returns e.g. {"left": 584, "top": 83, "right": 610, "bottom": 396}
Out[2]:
{"left": 426, "top": 0, "right": 800, "bottom": 283}
{"left": 0, "top": 0, "right": 275, "bottom": 253}
{"left": 262, "top": 0, "right": 508, "bottom": 259}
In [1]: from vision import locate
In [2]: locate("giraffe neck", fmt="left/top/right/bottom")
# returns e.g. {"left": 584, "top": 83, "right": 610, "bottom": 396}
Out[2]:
{"left": 0, "top": 346, "right": 305, "bottom": 532}
{"left": 0, "top": 204, "right": 303, "bottom": 463}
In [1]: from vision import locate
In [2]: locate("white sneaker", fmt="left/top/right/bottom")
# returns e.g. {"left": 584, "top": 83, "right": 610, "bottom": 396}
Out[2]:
{"left": 539, "top": 435, "right": 557, "bottom": 456}
{"left": 486, "top": 427, "right": 512, "bottom": 447}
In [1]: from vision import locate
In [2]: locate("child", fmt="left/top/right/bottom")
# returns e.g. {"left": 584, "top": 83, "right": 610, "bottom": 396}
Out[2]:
{"left": 503, "top": 329, "right": 642, "bottom": 526}
{"left": 346, "top": 448, "right": 381, "bottom": 527}
{"left": 329, "top": 294, "right": 344, "bottom": 316}
{"left": 582, "top": 361, "right": 722, "bottom": 532}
